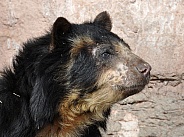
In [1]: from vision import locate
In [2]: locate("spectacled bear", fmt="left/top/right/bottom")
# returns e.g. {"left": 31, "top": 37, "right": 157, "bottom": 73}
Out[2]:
{"left": 0, "top": 11, "right": 151, "bottom": 137}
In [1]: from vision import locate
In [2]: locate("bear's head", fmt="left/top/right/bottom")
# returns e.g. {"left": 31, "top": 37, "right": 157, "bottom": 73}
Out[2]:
{"left": 49, "top": 11, "right": 151, "bottom": 129}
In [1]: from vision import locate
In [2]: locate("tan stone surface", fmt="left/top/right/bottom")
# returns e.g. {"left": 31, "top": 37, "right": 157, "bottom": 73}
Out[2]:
{"left": 0, "top": 0, "right": 184, "bottom": 136}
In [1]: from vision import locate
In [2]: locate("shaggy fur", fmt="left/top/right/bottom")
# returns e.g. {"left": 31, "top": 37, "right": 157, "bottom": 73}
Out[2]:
{"left": 0, "top": 11, "right": 151, "bottom": 137}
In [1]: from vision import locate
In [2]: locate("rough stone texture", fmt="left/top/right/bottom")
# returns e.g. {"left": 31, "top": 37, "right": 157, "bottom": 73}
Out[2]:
{"left": 0, "top": 0, "right": 183, "bottom": 137}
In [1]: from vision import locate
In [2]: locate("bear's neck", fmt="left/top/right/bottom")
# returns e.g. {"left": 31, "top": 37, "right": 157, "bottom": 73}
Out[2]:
{"left": 36, "top": 112, "right": 104, "bottom": 137}
{"left": 36, "top": 88, "right": 117, "bottom": 137}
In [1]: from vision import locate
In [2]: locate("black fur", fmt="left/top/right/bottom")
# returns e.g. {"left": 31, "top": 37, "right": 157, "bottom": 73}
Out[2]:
{"left": 0, "top": 12, "right": 113, "bottom": 137}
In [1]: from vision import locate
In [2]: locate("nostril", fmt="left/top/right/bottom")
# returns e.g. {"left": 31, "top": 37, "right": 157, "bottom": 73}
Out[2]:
{"left": 136, "top": 63, "right": 151, "bottom": 76}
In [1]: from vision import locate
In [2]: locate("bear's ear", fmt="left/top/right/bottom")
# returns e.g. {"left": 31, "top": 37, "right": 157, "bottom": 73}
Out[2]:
{"left": 93, "top": 11, "right": 112, "bottom": 31}
{"left": 50, "top": 17, "right": 71, "bottom": 50}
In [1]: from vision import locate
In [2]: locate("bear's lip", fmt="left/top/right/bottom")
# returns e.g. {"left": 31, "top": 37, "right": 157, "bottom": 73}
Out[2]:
{"left": 124, "top": 85, "right": 145, "bottom": 97}
{"left": 114, "top": 84, "right": 146, "bottom": 97}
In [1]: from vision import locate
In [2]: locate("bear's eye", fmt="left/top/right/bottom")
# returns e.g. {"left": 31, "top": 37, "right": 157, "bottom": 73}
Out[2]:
{"left": 101, "top": 49, "right": 113, "bottom": 59}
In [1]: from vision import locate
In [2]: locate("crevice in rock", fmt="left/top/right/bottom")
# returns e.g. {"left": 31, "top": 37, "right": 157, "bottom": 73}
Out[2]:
{"left": 120, "top": 99, "right": 152, "bottom": 105}
{"left": 150, "top": 73, "right": 184, "bottom": 81}
{"left": 149, "top": 73, "right": 184, "bottom": 87}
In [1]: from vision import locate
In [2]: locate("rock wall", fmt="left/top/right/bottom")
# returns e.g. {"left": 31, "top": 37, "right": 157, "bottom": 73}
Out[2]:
{"left": 0, "top": 0, "right": 183, "bottom": 137}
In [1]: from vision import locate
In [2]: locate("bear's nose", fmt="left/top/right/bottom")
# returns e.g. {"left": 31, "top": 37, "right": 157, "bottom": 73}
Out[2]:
{"left": 136, "top": 63, "right": 151, "bottom": 77}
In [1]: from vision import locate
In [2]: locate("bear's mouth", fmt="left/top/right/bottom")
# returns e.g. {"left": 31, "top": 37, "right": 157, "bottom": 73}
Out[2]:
{"left": 114, "top": 84, "right": 146, "bottom": 98}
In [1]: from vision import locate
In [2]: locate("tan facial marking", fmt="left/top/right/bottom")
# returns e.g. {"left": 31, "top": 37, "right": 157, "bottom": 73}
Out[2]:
{"left": 113, "top": 41, "right": 131, "bottom": 55}
{"left": 70, "top": 36, "right": 94, "bottom": 57}
{"left": 97, "top": 62, "right": 128, "bottom": 88}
